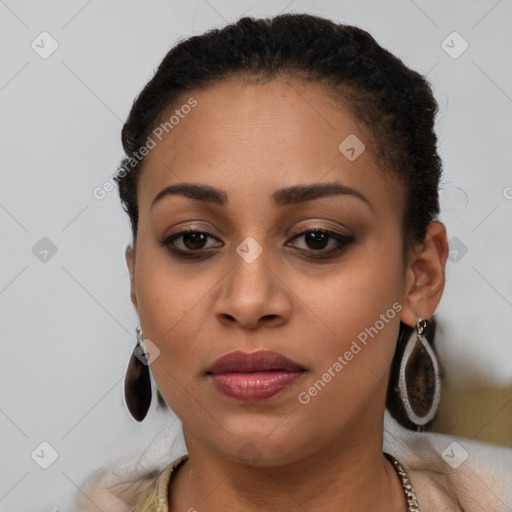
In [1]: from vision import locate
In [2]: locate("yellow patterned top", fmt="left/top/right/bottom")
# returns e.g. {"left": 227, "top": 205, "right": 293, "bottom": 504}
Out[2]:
{"left": 132, "top": 454, "right": 188, "bottom": 512}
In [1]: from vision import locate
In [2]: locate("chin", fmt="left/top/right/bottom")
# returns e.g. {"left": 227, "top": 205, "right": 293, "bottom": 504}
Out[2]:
{"left": 211, "top": 428, "right": 314, "bottom": 468}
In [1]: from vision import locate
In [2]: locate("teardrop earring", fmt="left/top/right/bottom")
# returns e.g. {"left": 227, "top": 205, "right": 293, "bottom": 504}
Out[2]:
{"left": 386, "top": 318, "right": 442, "bottom": 431}
{"left": 124, "top": 327, "right": 152, "bottom": 422}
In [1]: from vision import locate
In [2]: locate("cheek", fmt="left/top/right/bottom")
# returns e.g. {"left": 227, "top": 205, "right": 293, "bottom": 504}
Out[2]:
{"left": 133, "top": 246, "right": 200, "bottom": 361}
{"left": 313, "top": 243, "right": 403, "bottom": 340}
{"left": 134, "top": 237, "right": 207, "bottom": 333}
{"left": 292, "top": 276, "right": 403, "bottom": 437}
{"left": 136, "top": 257, "right": 212, "bottom": 420}
{"left": 303, "top": 244, "right": 404, "bottom": 396}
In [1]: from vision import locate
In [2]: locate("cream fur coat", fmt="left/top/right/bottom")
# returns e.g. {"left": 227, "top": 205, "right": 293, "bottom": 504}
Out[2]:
{"left": 74, "top": 411, "right": 512, "bottom": 511}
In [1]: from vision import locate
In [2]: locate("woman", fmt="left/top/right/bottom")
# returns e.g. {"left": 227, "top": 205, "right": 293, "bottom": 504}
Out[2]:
{"left": 77, "top": 13, "right": 512, "bottom": 512}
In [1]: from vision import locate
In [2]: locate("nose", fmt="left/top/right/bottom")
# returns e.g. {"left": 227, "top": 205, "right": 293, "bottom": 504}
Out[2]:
{"left": 213, "top": 242, "right": 292, "bottom": 330}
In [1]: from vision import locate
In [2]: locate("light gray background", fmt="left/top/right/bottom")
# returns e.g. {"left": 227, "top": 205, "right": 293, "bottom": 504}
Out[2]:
{"left": 1, "top": 0, "right": 511, "bottom": 510}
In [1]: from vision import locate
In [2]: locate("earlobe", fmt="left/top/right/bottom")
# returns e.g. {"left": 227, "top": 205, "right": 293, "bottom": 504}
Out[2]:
{"left": 400, "top": 221, "right": 448, "bottom": 326}
{"left": 125, "top": 245, "right": 138, "bottom": 309}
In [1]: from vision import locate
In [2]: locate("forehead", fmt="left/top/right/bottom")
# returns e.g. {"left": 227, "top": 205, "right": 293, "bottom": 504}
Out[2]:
{"left": 137, "top": 77, "right": 402, "bottom": 215}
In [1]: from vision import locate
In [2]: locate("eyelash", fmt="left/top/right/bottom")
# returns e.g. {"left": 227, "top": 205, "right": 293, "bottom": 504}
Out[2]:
{"left": 159, "top": 228, "right": 354, "bottom": 260}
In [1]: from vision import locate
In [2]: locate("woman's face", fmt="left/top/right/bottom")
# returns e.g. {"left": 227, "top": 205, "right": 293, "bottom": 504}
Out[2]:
{"left": 127, "top": 77, "right": 428, "bottom": 466}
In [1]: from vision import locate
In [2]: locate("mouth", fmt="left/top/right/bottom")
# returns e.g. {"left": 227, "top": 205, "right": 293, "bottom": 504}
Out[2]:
{"left": 206, "top": 350, "right": 306, "bottom": 402}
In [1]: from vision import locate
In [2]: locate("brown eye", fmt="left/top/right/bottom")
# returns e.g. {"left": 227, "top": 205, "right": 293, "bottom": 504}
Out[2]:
{"left": 288, "top": 228, "right": 354, "bottom": 255}
{"left": 161, "top": 229, "right": 222, "bottom": 255}
{"left": 160, "top": 227, "right": 353, "bottom": 261}
{"left": 180, "top": 231, "right": 209, "bottom": 250}
{"left": 303, "top": 230, "right": 329, "bottom": 250}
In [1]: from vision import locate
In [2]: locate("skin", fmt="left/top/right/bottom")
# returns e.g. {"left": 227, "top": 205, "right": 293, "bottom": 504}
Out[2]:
{"left": 125, "top": 76, "right": 449, "bottom": 511}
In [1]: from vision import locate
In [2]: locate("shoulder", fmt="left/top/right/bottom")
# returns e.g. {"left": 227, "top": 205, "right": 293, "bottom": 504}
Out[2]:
{"left": 74, "top": 467, "right": 158, "bottom": 512}
{"left": 72, "top": 419, "right": 187, "bottom": 511}
{"left": 73, "top": 454, "right": 188, "bottom": 512}
{"left": 73, "top": 462, "right": 167, "bottom": 512}
{"left": 132, "top": 455, "right": 188, "bottom": 512}
{"left": 384, "top": 413, "right": 512, "bottom": 512}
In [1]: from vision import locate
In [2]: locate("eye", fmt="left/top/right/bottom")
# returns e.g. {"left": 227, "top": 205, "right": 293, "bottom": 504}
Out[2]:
{"left": 287, "top": 228, "right": 354, "bottom": 256}
{"left": 160, "top": 227, "right": 354, "bottom": 260}
{"left": 160, "top": 229, "right": 222, "bottom": 256}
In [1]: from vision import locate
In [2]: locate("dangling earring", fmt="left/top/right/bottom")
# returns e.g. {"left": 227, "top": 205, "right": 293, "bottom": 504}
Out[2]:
{"left": 124, "top": 326, "right": 152, "bottom": 422}
{"left": 386, "top": 318, "right": 442, "bottom": 431}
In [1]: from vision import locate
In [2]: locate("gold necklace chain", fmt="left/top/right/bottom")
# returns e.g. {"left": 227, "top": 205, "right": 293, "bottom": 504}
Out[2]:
{"left": 384, "top": 452, "right": 420, "bottom": 511}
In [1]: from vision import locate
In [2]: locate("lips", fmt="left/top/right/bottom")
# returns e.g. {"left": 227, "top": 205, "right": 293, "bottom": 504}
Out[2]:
{"left": 206, "top": 350, "right": 305, "bottom": 374}
{"left": 206, "top": 350, "right": 306, "bottom": 402}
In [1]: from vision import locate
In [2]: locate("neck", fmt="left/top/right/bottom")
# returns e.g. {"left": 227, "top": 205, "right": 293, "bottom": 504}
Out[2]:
{"left": 169, "top": 418, "right": 409, "bottom": 512}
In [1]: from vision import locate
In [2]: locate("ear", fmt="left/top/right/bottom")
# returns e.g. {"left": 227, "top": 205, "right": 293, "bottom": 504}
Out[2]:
{"left": 400, "top": 221, "right": 449, "bottom": 327}
{"left": 125, "top": 245, "right": 138, "bottom": 310}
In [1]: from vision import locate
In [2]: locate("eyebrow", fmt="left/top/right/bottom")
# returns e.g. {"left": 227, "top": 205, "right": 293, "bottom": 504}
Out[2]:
{"left": 151, "top": 182, "right": 372, "bottom": 210}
